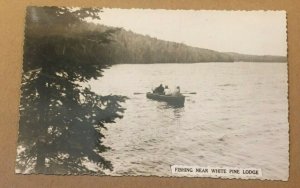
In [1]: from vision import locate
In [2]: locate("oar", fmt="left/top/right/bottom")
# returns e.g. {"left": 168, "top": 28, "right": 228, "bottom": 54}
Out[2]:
{"left": 182, "top": 92, "right": 197, "bottom": 95}
{"left": 133, "top": 92, "right": 197, "bottom": 95}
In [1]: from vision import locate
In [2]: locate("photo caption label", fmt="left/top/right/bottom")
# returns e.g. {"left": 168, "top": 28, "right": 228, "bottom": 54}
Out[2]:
{"left": 171, "top": 165, "right": 262, "bottom": 178}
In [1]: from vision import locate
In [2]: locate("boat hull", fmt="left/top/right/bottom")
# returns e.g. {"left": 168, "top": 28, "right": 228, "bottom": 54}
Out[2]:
{"left": 146, "top": 92, "right": 185, "bottom": 106}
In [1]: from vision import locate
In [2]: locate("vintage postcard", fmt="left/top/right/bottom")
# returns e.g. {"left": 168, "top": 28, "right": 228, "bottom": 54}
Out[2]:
{"left": 16, "top": 7, "right": 288, "bottom": 180}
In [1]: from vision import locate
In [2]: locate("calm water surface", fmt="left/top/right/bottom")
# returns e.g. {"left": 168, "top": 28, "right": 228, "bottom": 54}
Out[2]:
{"left": 89, "top": 62, "right": 288, "bottom": 180}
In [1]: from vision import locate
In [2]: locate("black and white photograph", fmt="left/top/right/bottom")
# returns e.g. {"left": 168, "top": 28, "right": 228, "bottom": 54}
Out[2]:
{"left": 16, "top": 7, "right": 288, "bottom": 180}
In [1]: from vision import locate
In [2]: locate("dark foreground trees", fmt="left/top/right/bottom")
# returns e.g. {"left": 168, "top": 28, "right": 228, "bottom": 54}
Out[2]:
{"left": 16, "top": 6, "right": 126, "bottom": 174}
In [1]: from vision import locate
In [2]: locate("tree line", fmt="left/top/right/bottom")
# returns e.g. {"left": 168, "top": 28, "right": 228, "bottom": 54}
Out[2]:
{"left": 77, "top": 23, "right": 286, "bottom": 64}
{"left": 74, "top": 23, "right": 234, "bottom": 64}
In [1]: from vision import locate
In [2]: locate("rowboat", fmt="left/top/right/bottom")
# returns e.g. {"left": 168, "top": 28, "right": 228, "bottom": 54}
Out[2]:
{"left": 146, "top": 92, "right": 185, "bottom": 106}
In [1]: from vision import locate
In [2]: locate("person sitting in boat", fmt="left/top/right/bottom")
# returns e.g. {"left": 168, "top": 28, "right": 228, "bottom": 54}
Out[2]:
{"left": 172, "top": 86, "right": 181, "bottom": 96}
{"left": 153, "top": 84, "right": 165, "bottom": 95}
{"left": 164, "top": 85, "right": 172, "bottom": 96}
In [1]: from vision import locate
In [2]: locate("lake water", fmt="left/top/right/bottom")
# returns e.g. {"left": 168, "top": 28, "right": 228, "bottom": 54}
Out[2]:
{"left": 89, "top": 62, "right": 289, "bottom": 180}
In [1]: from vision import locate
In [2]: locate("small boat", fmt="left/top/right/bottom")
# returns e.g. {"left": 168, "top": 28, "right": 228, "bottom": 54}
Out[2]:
{"left": 146, "top": 92, "right": 185, "bottom": 106}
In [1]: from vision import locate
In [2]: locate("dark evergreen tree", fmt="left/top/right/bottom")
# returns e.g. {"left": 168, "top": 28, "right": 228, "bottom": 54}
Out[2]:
{"left": 16, "top": 6, "right": 126, "bottom": 174}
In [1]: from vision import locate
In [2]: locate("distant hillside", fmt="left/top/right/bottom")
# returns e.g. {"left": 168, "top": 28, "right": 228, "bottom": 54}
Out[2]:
{"left": 90, "top": 24, "right": 234, "bottom": 64}
{"left": 95, "top": 24, "right": 286, "bottom": 63}
{"left": 29, "top": 20, "right": 286, "bottom": 64}
{"left": 225, "top": 52, "right": 287, "bottom": 62}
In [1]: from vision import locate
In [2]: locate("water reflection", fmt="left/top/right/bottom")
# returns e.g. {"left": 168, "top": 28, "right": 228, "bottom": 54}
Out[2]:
{"left": 157, "top": 102, "right": 185, "bottom": 109}
{"left": 155, "top": 101, "right": 185, "bottom": 119}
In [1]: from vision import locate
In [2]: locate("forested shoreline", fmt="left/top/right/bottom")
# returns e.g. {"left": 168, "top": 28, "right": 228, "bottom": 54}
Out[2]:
{"left": 80, "top": 23, "right": 286, "bottom": 64}
{"left": 225, "top": 52, "right": 286, "bottom": 62}
{"left": 25, "top": 12, "right": 286, "bottom": 65}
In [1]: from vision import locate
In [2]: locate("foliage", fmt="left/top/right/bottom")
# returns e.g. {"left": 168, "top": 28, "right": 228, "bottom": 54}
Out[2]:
{"left": 16, "top": 6, "right": 126, "bottom": 174}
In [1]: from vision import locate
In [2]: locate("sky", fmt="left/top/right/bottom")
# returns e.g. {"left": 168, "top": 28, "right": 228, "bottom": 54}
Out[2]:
{"left": 92, "top": 9, "right": 287, "bottom": 56}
